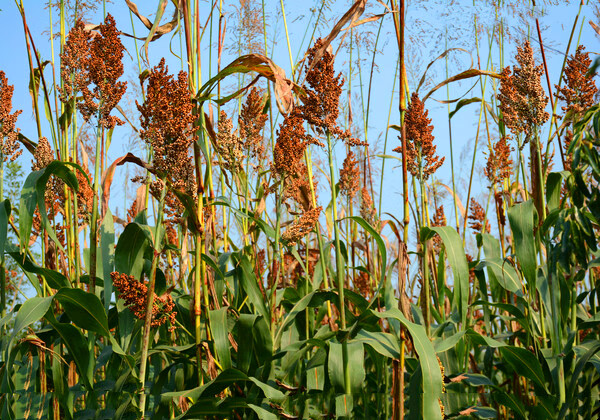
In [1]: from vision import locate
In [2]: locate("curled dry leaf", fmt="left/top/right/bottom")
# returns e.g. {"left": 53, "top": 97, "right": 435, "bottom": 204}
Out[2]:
{"left": 123, "top": 0, "right": 180, "bottom": 60}
{"left": 422, "top": 69, "right": 502, "bottom": 102}
{"left": 198, "top": 54, "right": 300, "bottom": 114}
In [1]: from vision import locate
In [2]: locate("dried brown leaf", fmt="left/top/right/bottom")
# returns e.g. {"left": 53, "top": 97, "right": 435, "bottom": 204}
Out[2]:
{"left": 422, "top": 69, "right": 502, "bottom": 102}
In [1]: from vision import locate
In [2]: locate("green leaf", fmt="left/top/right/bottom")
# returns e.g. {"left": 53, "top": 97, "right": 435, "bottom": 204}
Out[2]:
{"left": 115, "top": 222, "right": 152, "bottom": 279}
{"left": 434, "top": 330, "right": 466, "bottom": 353}
{"left": 19, "top": 169, "right": 44, "bottom": 254}
{"left": 546, "top": 172, "right": 569, "bottom": 212}
{"left": 449, "top": 97, "right": 483, "bottom": 119}
{"left": 347, "top": 217, "right": 388, "bottom": 310}
{"left": 237, "top": 314, "right": 259, "bottom": 373}
{"left": 208, "top": 307, "right": 232, "bottom": 370}
{"left": 493, "top": 390, "right": 527, "bottom": 419}
{"left": 354, "top": 330, "right": 400, "bottom": 359}
{"left": 237, "top": 254, "right": 270, "bottom": 322}
{"left": 335, "top": 394, "right": 354, "bottom": 418}
{"left": 507, "top": 201, "right": 537, "bottom": 290}
{"left": 36, "top": 161, "right": 80, "bottom": 252}
{"left": 477, "top": 259, "right": 523, "bottom": 295}
{"left": 55, "top": 288, "right": 109, "bottom": 336}
{"left": 274, "top": 291, "right": 336, "bottom": 346}
{"left": 462, "top": 373, "right": 494, "bottom": 386}
{"left": 45, "top": 311, "right": 93, "bottom": 390}
{"left": 471, "top": 406, "right": 498, "bottom": 419}
{"left": 465, "top": 328, "right": 506, "bottom": 348}
{"left": 422, "top": 226, "right": 469, "bottom": 327}
{"left": 100, "top": 208, "right": 115, "bottom": 312}
{"left": 370, "top": 308, "right": 443, "bottom": 419}
{"left": 8, "top": 252, "right": 70, "bottom": 290}
{"left": 247, "top": 405, "right": 277, "bottom": 420}
{"left": 248, "top": 377, "right": 285, "bottom": 403}
{"left": 10, "top": 296, "right": 53, "bottom": 342}
{"left": 499, "top": 346, "right": 546, "bottom": 391}
{"left": 0, "top": 199, "right": 10, "bottom": 258}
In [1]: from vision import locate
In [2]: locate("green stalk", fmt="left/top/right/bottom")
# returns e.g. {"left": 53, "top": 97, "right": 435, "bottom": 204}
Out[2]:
{"left": 138, "top": 185, "right": 167, "bottom": 416}
{"left": 326, "top": 129, "right": 350, "bottom": 395}
{"left": 379, "top": 58, "right": 400, "bottom": 217}
{"left": 304, "top": 148, "right": 332, "bottom": 318}
{"left": 89, "top": 122, "right": 103, "bottom": 293}
{"left": 462, "top": 15, "right": 492, "bottom": 241}
{"left": 0, "top": 159, "right": 5, "bottom": 321}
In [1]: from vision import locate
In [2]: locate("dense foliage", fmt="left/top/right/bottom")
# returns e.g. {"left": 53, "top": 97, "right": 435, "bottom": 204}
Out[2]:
{"left": 1, "top": 1, "right": 600, "bottom": 419}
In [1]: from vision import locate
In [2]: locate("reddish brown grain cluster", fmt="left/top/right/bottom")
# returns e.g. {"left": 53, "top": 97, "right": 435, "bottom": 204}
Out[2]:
{"left": 217, "top": 111, "right": 244, "bottom": 173}
{"left": 494, "top": 192, "right": 506, "bottom": 226}
{"left": 30, "top": 138, "right": 93, "bottom": 240}
{"left": 339, "top": 150, "right": 360, "bottom": 199}
{"left": 468, "top": 198, "right": 490, "bottom": 234}
{"left": 498, "top": 40, "right": 549, "bottom": 136}
{"left": 360, "top": 187, "right": 378, "bottom": 226}
{"left": 281, "top": 206, "right": 322, "bottom": 246}
{"left": 354, "top": 271, "right": 371, "bottom": 297}
{"left": 111, "top": 272, "right": 177, "bottom": 332}
{"left": 238, "top": 87, "right": 268, "bottom": 162}
{"left": 60, "top": 15, "right": 126, "bottom": 129}
{"left": 0, "top": 71, "right": 22, "bottom": 162}
{"left": 556, "top": 45, "right": 598, "bottom": 119}
{"left": 138, "top": 58, "right": 196, "bottom": 226}
{"left": 273, "top": 114, "right": 321, "bottom": 177}
{"left": 393, "top": 93, "right": 444, "bottom": 180}
{"left": 272, "top": 113, "right": 321, "bottom": 212}
{"left": 485, "top": 136, "right": 514, "bottom": 185}
{"left": 296, "top": 38, "right": 361, "bottom": 146}
{"left": 431, "top": 205, "right": 447, "bottom": 253}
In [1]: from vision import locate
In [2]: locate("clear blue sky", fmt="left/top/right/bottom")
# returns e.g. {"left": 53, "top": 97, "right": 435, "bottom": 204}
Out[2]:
{"left": 1, "top": 1, "right": 598, "bottom": 242}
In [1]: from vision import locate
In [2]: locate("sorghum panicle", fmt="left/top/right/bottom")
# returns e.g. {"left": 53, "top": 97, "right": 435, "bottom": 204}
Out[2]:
{"left": 238, "top": 87, "right": 268, "bottom": 162}
{"left": 296, "top": 38, "right": 364, "bottom": 146}
{"left": 393, "top": 93, "right": 444, "bottom": 180}
{"left": 60, "top": 14, "right": 127, "bottom": 129}
{"left": 0, "top": 71, "right": 22, "bottom": 162}
{"left": 339, "top": 150, "right": 360, "bottom": 200}
{"left": 556, "top": 45, "right": 598, "bottom": 119}
{"left": 137, "top": 58, "right": 196, "bottom": 220}
{"left": 484, "top": 136, "right": 514, "bottom": 185}
{"left": 498, "top": 40, "right": 549, "bottom": 136}
{"left": 281, "top": 206, "right": 322, "bottom": 246}
{"left": 360, "top": 187, "right": 378, "bottom": 227}
{"left": 111, "top": 272, "right": 177, "bottom": 332}
{"left": 431, "top": 205, "right": 446, "bottom": 253}
{"left": 468, "top": 198, "right": 490, "bottom": 234}
{"left": 217, "top": 111, "right": 244, "bottom": 173}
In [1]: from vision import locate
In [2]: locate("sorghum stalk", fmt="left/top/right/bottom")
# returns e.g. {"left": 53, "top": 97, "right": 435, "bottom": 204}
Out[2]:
{"left": 304, "top": 149, "right": 332, "bottom": 318}
{"left": 138, "top": 184, "right": 167, "bottom": 416}
{"left": 89, "top": 121, "right": 103, "bottom": 292}
{"left": 326, "top": 129, "right": 350, "bottom": 395}
{"left": 418, "top": 150, "right": 431, "bottom": 336}
{"left": 0, "top": 159, "right": 5, "bottom": 321}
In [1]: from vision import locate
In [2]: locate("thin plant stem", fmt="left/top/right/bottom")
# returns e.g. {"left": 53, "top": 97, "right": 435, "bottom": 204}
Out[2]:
{"left": 326, "top": 129, "right": 350, "bottom": 395}
{"left": 138, "top": 184, "right": 167, "bottom": 416}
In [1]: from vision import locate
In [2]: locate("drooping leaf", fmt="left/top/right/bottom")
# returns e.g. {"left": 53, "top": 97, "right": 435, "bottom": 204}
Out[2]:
{"left": 208, "top": 307, "right": 232, "bottom": 370}
{"left": 507, "top": 200, "right": 537, "bottom": 290}
{"left": 422, "top": 226, "right": 469, "bottom": 327}
{"left": 45, "top": 310, "right": 93, "bottom": 390}
{"left": 499, "top": 346, "right": 546, "bottom": 391}
{"left": 370, "top": 308, "right": 443, "bottom": 419}
{"left": 115, "top": 222, "right": 153, "bottom": 279}
{"left": 8, "top": 252, "right": 70, "bottom": 290}
{"left": 55, "top": 288, "right": 110, "bottom": 336}
{"left": 10, "top": 296, "right": 53, "bottom": 343}
{"left": 0, "top": 199, "right": 10, "bottom": 259}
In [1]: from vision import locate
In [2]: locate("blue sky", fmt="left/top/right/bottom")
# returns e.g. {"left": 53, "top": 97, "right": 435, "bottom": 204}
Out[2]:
{"left": 1, "top": 0, "right": 599, "bottom": 245}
